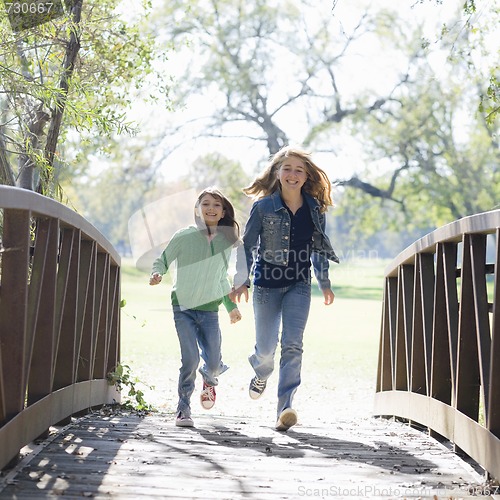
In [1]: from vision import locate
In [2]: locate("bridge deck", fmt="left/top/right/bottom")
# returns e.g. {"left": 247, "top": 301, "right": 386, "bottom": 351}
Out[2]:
{"left": 0, "top": 407, "right": 490, "bottom": 499}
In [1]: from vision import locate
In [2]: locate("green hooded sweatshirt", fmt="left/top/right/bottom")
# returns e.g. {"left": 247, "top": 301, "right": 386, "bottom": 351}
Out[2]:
{"left": 151, "top": 226, "right": 237, "bottom": 312}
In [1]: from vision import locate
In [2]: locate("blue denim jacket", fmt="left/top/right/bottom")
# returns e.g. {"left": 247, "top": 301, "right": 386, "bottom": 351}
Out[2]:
{"left": 234, "top": 190, "right": 339, "bottom": 290}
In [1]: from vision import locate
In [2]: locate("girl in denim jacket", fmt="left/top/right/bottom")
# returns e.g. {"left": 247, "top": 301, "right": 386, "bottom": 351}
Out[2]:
{"left": 231, "top": 146, "right": 339, "bottom": 431}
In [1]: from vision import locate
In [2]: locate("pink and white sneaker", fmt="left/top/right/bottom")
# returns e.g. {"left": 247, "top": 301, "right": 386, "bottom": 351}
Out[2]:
{"left": 200, "top": 381, "right": 216, "bottom": 410}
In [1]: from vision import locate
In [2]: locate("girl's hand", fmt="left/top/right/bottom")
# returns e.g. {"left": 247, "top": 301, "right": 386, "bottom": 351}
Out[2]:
{"left": 229, "top": 308, "right": 242, "bottom": 324}
{"left": 149, "top": 273, "right": 162, "bottom": 286}
{"left": 229, "top": 285, "right": 249, "bottom": 303}
{"left": 322, "top": 288, "right": 335, "bottom": 305}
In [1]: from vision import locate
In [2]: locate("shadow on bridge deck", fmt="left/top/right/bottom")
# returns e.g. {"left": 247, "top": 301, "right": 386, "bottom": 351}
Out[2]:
{"left": 0, "top": 407, "right": 489, "bottom": 499}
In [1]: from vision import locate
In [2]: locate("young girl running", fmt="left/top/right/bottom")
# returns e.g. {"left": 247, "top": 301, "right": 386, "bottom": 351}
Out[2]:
{"left": 231, "top": 146, "right": 339, "bottom": 432}
{"left": 150, "top": 187, "right": 242, "bottom": 427}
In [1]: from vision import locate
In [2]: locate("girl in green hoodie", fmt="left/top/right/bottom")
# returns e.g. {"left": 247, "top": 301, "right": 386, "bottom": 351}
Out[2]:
{"left": 150, "top": 187, "right": 242, "bottom": 427}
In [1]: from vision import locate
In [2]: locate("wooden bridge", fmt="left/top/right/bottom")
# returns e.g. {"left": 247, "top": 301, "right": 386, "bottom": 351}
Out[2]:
{"left": 0, "top": 185, "right": 499, "bottom": 498}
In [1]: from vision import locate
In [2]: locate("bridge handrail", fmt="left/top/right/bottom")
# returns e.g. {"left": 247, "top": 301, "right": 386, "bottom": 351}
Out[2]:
{"left": 0, "top": 186, "right": 121, "bottom": 470}
{"left": 375, "top": 209, "right": 500, "bottom": 480}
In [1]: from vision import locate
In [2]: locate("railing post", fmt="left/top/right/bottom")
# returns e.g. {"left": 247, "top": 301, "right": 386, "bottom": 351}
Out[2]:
{"left": 0, "top": 209, "right": 30, "bottom": 421}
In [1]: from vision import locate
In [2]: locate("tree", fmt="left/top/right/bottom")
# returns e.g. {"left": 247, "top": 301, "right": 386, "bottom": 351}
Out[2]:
{"left": 186, "top": 152, "right": 251, "bottom": 210}
{"left": 0, "top": 0, "right": 166, "bottom": 195}
{"left": 152, "top": 0, "right": 409, "bottom": 157}
{"left": 418, "top": 0, "right": 499, "bottom": 124}
{"left": 148, "top": 0, "right": 497, "bottom": 231}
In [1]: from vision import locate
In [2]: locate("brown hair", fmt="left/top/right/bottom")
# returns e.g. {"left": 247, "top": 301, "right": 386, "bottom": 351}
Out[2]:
{"left": 242, "top": 146, "right": 333, "bottom": 213}
{"left": 194, "top": 187, "right": 240, "bottom": 245}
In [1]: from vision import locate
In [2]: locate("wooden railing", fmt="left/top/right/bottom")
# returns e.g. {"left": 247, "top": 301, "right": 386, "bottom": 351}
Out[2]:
{"left": 0, "top": 186, "right": 121, "bottom": 470}
{"left": 375, "top": 209, "right": 500, "bottom": 480}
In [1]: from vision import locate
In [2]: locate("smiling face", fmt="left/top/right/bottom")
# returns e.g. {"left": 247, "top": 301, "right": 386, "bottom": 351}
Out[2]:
{"left": 197, "top": 193, "right": 225, "bottom": 227}
{"left": 277, "top": 155, "right": 308, "bottom": 193}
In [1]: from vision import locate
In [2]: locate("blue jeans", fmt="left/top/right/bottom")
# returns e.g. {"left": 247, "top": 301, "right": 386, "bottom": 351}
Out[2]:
{"left": 173, "top": 306, "right": 228, "bottom": 415}
{"left": 249, "top": 280, "right": 311, "bottom": 417}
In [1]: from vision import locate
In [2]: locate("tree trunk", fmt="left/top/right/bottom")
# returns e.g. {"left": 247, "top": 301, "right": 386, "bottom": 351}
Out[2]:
{"left": 42, "top": 0, "right": 83, "bottom": 188}
{"left": 17, "top": 108, "right": 50, "bottom": 190}
{"left": 0, "top": 134, "right": 15, "bottom": 186}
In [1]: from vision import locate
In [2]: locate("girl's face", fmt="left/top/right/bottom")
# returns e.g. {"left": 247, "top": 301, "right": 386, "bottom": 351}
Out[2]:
{"left": 277, "top": 156, "right": 308, "bottom": 193}
{"left": 197, "top": 194, "right": 225, "bottom": 227}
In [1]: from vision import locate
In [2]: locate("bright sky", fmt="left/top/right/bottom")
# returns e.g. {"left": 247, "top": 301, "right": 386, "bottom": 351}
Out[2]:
{"left": 124, "top": 0, "right": 498, "bottom": 265}
{"left": 124, "top": 0, "right": 492, "bottom": 184}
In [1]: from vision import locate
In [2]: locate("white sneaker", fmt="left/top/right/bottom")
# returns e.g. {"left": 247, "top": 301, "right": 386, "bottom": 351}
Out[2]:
{"left": 275, "top": 408, "right": 297, "bottom": 432}
{"left": 175, "top": 411, "right": 194, "bottom": 427}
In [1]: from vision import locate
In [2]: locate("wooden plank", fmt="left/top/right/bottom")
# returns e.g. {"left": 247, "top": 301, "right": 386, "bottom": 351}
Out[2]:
{"left": 411, "top": 255, "right": 426, "bottom": 395}
{"left": 0, "top": 411, "right": 487, "bottom": 499}
{"left": 431, "top": 244, "right": 452, "bottom": 404}
{"left": 443, "top": 242, "right": 459, "bottom": 396}
{"left": 27, "top": 218, "right": 59, "bottom": 406}
{"left": 376, "top": 390, "right": 500, "bottom": 484}
{"left": 52, "top": 228, "right": 74, "bottom": 389}
{"left": 0, "top": 209, "right": 30, "bottom": 420}
{"left": 400, "top": 264, "right": 414, "bottom": 389}
{"left": 420, "top": 253, "right": 435, "bottom": 392}
{"left": 387, "top": 276, "right": 398, "bottom": 390}
{"left": 488, "top": 228, "right": 500, "bottom": 438}
{"left": 394, "top": 268, "right": 409, "bottom": 390}
{"left": 469, "top": 234, "right": 491, "bottom": 419}
{"left": 456, "top": 234, "right": 480, "bottom": 422}
{"left": 376, "top": 279, "right": 394, "bottom": 392}
{"left": 106, "top": 264, "right": 121, "bottom": 372}
{"left": 94, "top": 254, "right": 109, "bottom": 379}
{"left": 74, "top": 240, "right": 94, "bottom": 383}
{"left": 54, "top": 228, "right": 80, "bottom": 391}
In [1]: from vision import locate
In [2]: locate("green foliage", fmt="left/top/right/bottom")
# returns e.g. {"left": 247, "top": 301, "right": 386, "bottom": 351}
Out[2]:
{"left": 341, "top": 57, "right": 499, "bottom": 240}
{"left": 0, "top": 0, "right": 171, "bottom": 194}
{"left": 434, "top": 0, "right": 499, "bottom": 124}
{"left": 480, "top": 75, "right": 500, "bottom": 126}
{"left": 3, "top": 0, "right": 492, "bottom": 261}
{"left": 147, "top": 0, "right": 498, "bottom": 237}
{"left": 186, "top": 152, "right": 252, "bottom": 213}
{"left": 107, "top": 362, "right": 155, "bottom": 412}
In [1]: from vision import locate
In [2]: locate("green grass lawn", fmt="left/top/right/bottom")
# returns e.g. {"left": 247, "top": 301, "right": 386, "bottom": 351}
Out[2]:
{"left": 119, "top": 258, "right": 387, "bottom": 414}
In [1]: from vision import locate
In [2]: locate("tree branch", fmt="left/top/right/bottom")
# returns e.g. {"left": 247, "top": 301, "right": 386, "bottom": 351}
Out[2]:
{"left": 336, "top": 175, "right": 404, "bottom": 206}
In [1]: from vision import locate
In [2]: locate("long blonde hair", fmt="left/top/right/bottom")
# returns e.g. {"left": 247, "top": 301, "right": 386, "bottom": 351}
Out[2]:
{"left": 243, "top": 146, "right": 333, "bottom": 213}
